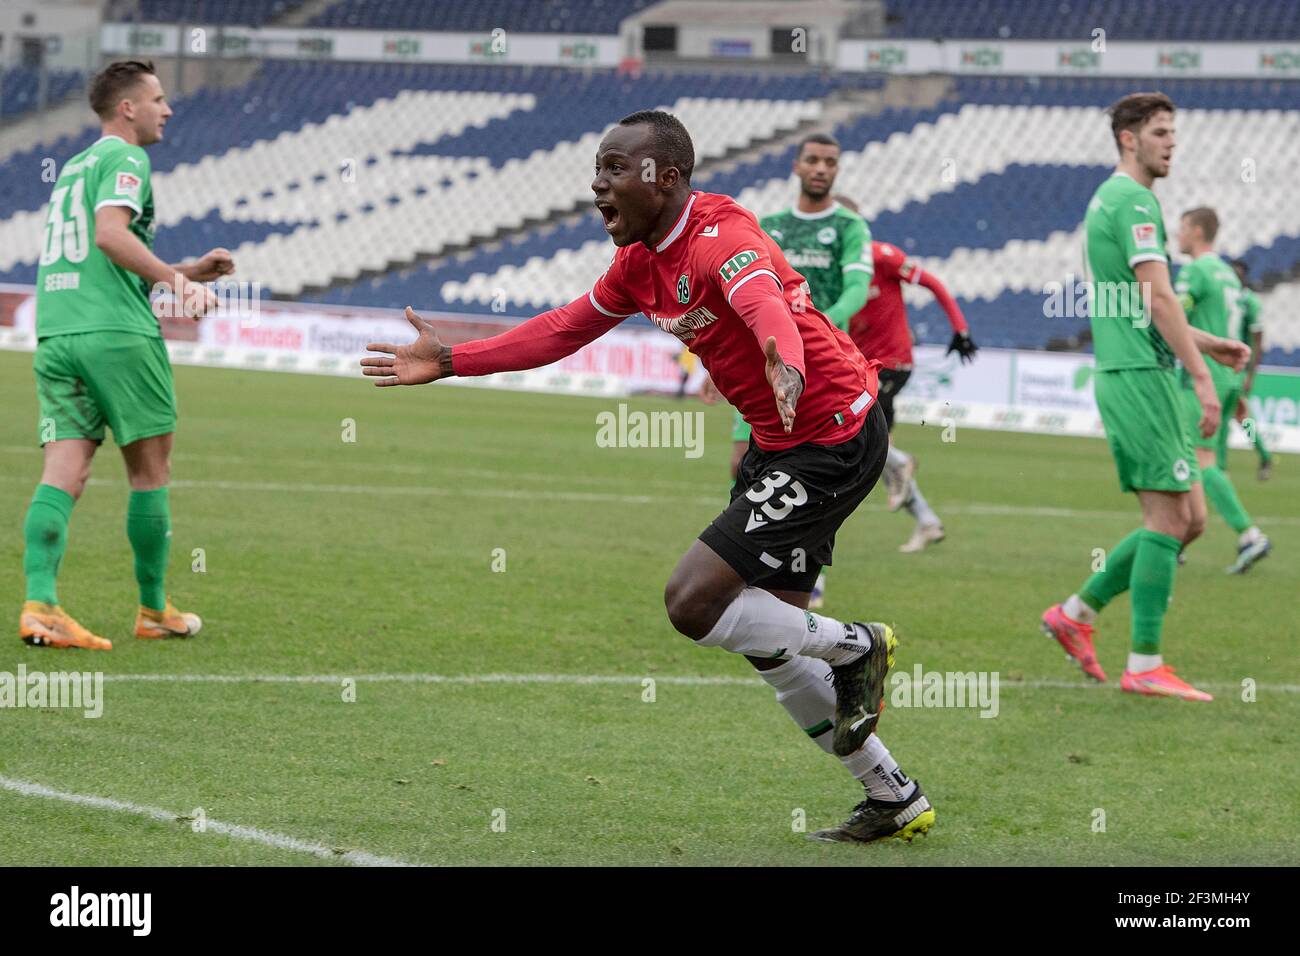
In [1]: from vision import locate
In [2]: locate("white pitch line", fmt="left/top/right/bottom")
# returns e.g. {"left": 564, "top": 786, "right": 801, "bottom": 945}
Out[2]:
{"left": 0, "top": 775, "right": 420, "bottom": 867}
{"left": 95, "top": 672, "right": 1300, "bottom": 694}
{"left": 1, "top": 472, "right": 1298, "bottom": 525}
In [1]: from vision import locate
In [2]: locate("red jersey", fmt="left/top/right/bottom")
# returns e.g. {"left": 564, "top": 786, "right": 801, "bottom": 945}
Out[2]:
{"left": 849, "top": 241, "right": 967, "bottom": 369}
{"left": 456, "top": 191, "right": 878, "bottom": 451}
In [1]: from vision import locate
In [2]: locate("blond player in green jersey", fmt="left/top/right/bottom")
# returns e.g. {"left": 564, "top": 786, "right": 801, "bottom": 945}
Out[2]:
{"left": 1174, "top": 208, "right": 1271, "bottom": 573}
{"left": 20, "top": 61, "right": 232, "bottom": 650}
{"left": 1039, "top": 93, "right": 1250, "bottom": 701}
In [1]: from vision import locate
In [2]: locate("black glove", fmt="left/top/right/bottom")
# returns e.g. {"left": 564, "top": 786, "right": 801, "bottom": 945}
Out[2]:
{"left": 946, "top": 331, "right": 978, "bottom": 364}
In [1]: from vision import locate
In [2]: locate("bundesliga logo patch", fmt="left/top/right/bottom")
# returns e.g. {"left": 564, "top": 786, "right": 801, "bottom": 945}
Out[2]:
{"left": 1131, "top": 222, "right": 1157, "bottom": 249}
{"left": 116, "top": 172, "right": 141, "bottom": 199}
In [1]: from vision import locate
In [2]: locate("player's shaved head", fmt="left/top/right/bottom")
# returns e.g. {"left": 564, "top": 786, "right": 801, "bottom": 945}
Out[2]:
{"left": 797, "top": 132, "right": 839, "bottom": 159}
{"left": 594, "top": 111, "right": 695, "bottom": 248}
{"left": 1182, "top": 206, "right": 1219, "bottom": 243}
{"left": 617, "top": 109, "right": 695, "bottom": 183}
{"left": 1108, "top": 91, "right": 1175, "bottom": 155}
{"left": 89, "top": 60, "right": 157, "bottom": 119}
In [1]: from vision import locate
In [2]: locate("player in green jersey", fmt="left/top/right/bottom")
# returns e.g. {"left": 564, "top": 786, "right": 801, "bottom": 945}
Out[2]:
{"left": 1174, "top": 208, "right": 1271, "bottom": 573}
{"left": 20, "top": 60, "right": 233, "bottom": 650}
{"left": 1040, "top": 93, "right": 1250, "bottom": 702}
{"left": 1229, "top": 259, "right": 1273, "bottom": 481}
{"left": 708, "top": 133, "right": 873, "bottom": 607}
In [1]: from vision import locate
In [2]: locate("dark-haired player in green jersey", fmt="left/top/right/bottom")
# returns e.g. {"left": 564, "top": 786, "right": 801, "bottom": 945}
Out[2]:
{"left": 20, "top": 60, "right": 231, "bottom": 650}
{"left": 1229, "top": 259, "right": 1273, "bottom": 481}
{"left": 1174, "top": 208, "right": 1271, "bottom": 574}
{"left": 705, "top": 133, "right": 873, "bottom": 607}
{"left": 1040, "top": 93, "right": 1250, "bottom": 702}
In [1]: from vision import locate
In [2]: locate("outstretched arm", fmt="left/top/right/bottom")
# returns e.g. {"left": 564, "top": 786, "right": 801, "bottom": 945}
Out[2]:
{"left": 361, "top": 293, "right": 626, "bottom": 386}
{"left": 916, "top": 268, "right": 977, "bottom": 363}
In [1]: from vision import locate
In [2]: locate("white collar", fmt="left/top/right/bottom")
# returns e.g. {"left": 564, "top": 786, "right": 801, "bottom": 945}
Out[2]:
{"left": 655, "top": 192, "right": 698, "bottom": 253}
{"left": 94, "top": 134, "right": 127, "bottom": 145}
{"left": 789, "top": 201, "right": 840, "bottom": 221}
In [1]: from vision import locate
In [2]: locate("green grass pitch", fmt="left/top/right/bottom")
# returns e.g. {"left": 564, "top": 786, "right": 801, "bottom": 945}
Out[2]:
{"left": 1, "top": 348, "right": 1296, "bottom": 865}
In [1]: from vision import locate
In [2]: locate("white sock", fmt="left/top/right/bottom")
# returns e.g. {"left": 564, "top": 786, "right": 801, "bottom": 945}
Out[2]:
{"left": 840, "top": 734, "right": 919, "bottom": 802}
{"left": 759, "top": 656, "right": 836, "bottom": 754}
{"left": 1127, "top": 652, "right": 1162, "bottom": 673}
{"left": 886, "top": 445, "right": 911, "bottom": 470}
{"left": 1239, "top": 526, "right": 1262, "bottom": 546}
{"left": 905, "top": 481, "right": 940, "bottom": 527}
{"left": 1063, "top": 593, "right": 1097, "bottom": 625}
{"left": 760, "top": 659, "right": 917, "bottom": 799}
{"left": 698, "top": 588, "right": 871, "bottom": 665}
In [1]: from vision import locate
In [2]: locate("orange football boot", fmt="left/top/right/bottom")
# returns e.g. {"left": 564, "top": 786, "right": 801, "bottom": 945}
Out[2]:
{"left": 20, "top": 601, "right": 112, "bottom": 651}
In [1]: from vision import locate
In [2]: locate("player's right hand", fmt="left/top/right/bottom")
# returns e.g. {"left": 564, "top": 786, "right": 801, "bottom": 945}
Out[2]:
{"left": 361, "top": 306, "right": 450, "bottom": 386}
{"left": 1235, "top": 395, "right": 1249, "bottom": 423}
{"left": 175, "top": 275, "right": 218, "bottom": 320}
{"left": 1193, "top": 375, "right": 1221, "bottom": 439}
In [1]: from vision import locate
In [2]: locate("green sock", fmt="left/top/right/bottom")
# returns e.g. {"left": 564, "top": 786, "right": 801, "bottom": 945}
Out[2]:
{"left": 1255, "top": 429, "right": 1272, "bottom": 465}
{"left": 1202, "top": 466, "right": 1252, "bottom": 533}
{"left": 23, "top": 484, "right": 75, "bottom": 605}
{"left": 127, "top": 487, "right": 171, "bottom": 611}
{"left": 1077, "top": 527, "right": 1143, "bottom": 612}
{"left": 1129, "top": 529, "right": 1181, "bottom": 655}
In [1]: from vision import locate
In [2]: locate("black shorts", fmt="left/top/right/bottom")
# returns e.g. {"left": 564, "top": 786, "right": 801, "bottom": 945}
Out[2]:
{"left": 699, "top": 401, "right": 888, "bottom": 592}
{"left": 876, "top": 368, "right": 912, "bottom": 432}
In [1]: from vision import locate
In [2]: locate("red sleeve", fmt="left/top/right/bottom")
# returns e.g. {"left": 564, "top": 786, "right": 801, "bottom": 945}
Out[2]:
{"left": 729, "top": 273, "right": 805, "bottom": 381}
{"left": 873, "top": 244, "right": 904, "bottom": 282}
{"left": 451, "top": 293, "right": 626, "bottom": 377}
{"left": 916, "top": 270, "right": 967, "bottom": 333}
{"left": 589, "top": 252, "right": 639, "bottom": 318}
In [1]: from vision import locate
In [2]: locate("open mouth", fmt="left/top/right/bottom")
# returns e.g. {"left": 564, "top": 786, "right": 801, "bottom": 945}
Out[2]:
{"left": 596, "top": 200, "right": 621, "bottom": 233}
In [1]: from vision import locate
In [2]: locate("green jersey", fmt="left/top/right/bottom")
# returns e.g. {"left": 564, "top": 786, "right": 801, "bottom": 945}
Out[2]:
{"left": 1175, "top": 252, "right": 1243, "bottom": 389}
{"left": 1083, "top": 172, "right": 1172, "bottom": 371}
{"left": 1240, "top": 287, "right": 1262, "bottom": 343}
{"left": 35, "top": 135, "right": 158, "bottom": 340}
{"left": 760, "top": 204, "right": 872, "bottom": 320}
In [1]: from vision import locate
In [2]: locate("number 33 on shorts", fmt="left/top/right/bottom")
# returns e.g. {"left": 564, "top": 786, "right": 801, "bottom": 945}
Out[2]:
{"left": 744, "top": 470, "right": 810, "bottom": 529}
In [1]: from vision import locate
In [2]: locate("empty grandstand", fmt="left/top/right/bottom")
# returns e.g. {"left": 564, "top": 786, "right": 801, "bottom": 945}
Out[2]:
{"left": 2, "top": 0, "right": 1298, "bottom": 365}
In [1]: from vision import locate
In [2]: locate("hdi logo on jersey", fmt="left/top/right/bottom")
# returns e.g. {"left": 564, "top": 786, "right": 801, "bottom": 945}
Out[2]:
{"left": 676, "top": 273, "right": 690, "bottom": 304}
{"left": 719, "top": 250, "right": 758, "bottom": 281}
{"left": 1131, "top": 222, "right": 1157, "bottom": 249}
{"left": 115, "top": 172, "right": 141, "bottom": 199}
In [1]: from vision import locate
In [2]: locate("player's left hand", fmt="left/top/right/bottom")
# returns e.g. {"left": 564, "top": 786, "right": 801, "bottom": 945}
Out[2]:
{"left": 946, "top": 330, "right": 978, "bottom": 364}
{"left": 1206, "top": 336, "right": 1250, "bottom": 373}
{"left": 763, "top": 336, "right": 802, "bottom": 433}
{"left": 1235, "top": 396, "right": 1250, "bottom": 423}
{"left": 190, "top": 248, "right": 235, "bottom": 282}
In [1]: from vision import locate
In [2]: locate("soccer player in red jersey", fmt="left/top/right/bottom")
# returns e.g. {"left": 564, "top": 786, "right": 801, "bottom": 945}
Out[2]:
{"left": 836, "top": 195, "right": 977, "bottom": 553}
{"left": 362, "top": 111, "right": 934, "bottom": 843}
